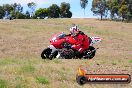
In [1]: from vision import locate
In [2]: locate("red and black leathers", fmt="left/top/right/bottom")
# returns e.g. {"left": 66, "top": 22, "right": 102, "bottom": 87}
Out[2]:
{"left": 67, "top": 31, "right": 90, "bottom": 53}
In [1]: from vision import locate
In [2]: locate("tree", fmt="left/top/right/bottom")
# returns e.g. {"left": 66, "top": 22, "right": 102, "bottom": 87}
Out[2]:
{"left": 12, "top": 3, "right": 23, "bottom": 13}
{"left": 119, "top": 0, "right": 128, "bottom": 21}
{"left": 3, "top": 4, "right": 13, "bottom": 12}
{"left": 27, "top": 2, "right": 36, "bottom": 17}
{"left": 119, "top": 5, "right": 128, "bottom": 21}
{"left": 35, "top": 8, "right": 48, "bottom": 19}
{"left": 127, "top": 0, "right": 132, "bottom": 14}
{"left": 91, "top": 0, "right": 108, "bottom": 20}
{"left": 106, "top": 0, "right": 119, "bottom": 20}
{"left": 3, "top": 4, "right": 13, "bottom": 17}
{"left": 127, "top": 0, "right": 132, "bottom": 21}
{"left": 47, "top": 4, "right": 60, "bottom": 18}
{"left": 60, "top": 2, "right": 72, "bottom": 18}
{"left": 106, "top": 0, "right": 132, "bottom": 21}
{"left": 15, "top": 12, "right": 26, "bottom": 19}
{"left": 0, "top": 2, "right": 74, "bottom": 19}
{"left": 11, "top": 3, "right": 23, "bottom": 19}
{"left": 80, "top": 0, "right": 88, "bottom": 15}
{"left": 25, "top": 11, "right": 30, "bottom": 19}
{"left": 0, "top": 6, "right": 4, "bottom": 18}
{"left": 66, "top": 10, "right": 72, "bottom": 18}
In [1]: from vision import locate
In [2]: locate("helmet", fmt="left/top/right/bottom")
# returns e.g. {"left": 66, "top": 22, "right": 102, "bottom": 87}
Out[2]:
{"left": 70, "top": 25, "right": 79, "bottom": 36}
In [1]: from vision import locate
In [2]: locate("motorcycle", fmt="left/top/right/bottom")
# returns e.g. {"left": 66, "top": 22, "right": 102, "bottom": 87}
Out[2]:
{"left": 41, "top": 32, "right": 102, "bottom": 60}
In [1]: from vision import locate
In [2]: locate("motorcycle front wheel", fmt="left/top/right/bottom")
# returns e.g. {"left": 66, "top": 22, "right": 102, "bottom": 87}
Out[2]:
{"left": 41, "top": 48, "right": 52, "bottom": 59}
{"left": 84, "top": 46, "right": 96, "bottom": 59}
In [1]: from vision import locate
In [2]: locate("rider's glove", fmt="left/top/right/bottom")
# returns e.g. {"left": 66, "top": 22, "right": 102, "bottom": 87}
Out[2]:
{"left": 63, "top": 42, "right": 72, "bottom": 49}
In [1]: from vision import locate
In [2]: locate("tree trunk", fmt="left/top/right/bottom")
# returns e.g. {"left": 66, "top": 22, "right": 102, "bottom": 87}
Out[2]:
{"left": 122, "top": 13, "right": 124, "bottom": 22}
{"left": 101, "top": 14, "right": 103, "bottom": 20}
{"left": 84, "top": 8, "right": 85, "bottom": 17}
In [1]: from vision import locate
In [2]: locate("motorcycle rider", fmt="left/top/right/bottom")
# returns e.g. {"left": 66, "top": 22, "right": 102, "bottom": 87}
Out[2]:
{"left": 68, "top": 24, "right": 90, "bottom": 58}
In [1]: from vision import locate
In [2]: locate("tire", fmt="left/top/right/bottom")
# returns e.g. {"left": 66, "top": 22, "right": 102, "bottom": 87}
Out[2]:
{"left": 53, "top": 50, "right": 58, "bottom": 58}
{"left": 89, "top": 46, "right": 96, "bottom": 59}
{"left": 76, "top": 76, "right": 87, "bottom": 85}
{"left": 49, "top": 50, "right": 58, "bottom": 60}
{"left": 84, "top": 46, "right": 96, "bottom": 59}
{"left": 41, "top": 48, "right": 52, "bottom": 59}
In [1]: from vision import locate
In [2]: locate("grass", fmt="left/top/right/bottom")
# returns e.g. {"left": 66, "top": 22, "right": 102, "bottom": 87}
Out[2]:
{"left": 21, "top": 64, "right": 35, "bottom": 73}
{"left": 0, "top": 57, "right": 20, "bottom": 65}
{"left": 53, "top": 59, "right": 62, "bottom": 64}
{"left": 112, "top": 62, "right": 117, "bottom": 65}
{"left": 0, "top": 19, "right": 132, "bottom": 88}
{"left": 56, "top": 70, "right": 67, "bottom": 81}
{"left": 15, "top": 84, "right": 27, "bottom": 88}
{"left": 36, "top": 76, "right": 49, "bottom": 84}
{"left": 0, "top": 79, "right": 7, "bottom": 88}
{"left": 128, "top": 60, "right": 132, "bottom": 63}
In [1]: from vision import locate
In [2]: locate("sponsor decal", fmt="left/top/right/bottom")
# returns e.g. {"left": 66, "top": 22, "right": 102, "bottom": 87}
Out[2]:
{"left": 76, "top": 66, "right": 131, "bottom": 85}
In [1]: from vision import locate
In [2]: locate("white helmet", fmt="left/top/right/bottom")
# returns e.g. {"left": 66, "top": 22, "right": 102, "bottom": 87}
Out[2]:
{"left": 69, "top": 25, "right": 79, "bottom": 36}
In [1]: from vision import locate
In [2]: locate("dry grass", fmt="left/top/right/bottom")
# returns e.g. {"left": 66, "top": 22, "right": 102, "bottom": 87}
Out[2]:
{"left": 0, "top": 19, "right": 132, "bottom": 88}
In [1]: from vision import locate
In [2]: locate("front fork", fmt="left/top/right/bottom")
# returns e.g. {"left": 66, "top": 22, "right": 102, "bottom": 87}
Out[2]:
{"left": 48, "top": 45, "right": 57, "bottom": 53}
{"left": 90, "top": 48, "right": 99, "bottom": 53}
{"left": 48, "top": 45, "right": 58, "bottom": 58}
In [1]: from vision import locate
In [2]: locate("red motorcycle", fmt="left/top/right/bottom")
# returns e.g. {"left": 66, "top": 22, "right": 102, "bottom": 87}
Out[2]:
{"left": 41, "top": 32, "right": 101, "bottom": 60}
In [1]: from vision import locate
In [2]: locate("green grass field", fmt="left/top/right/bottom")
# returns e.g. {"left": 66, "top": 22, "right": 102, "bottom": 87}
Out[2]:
{"left": 0, "top": 19, "right": 132, "bottom": 88}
